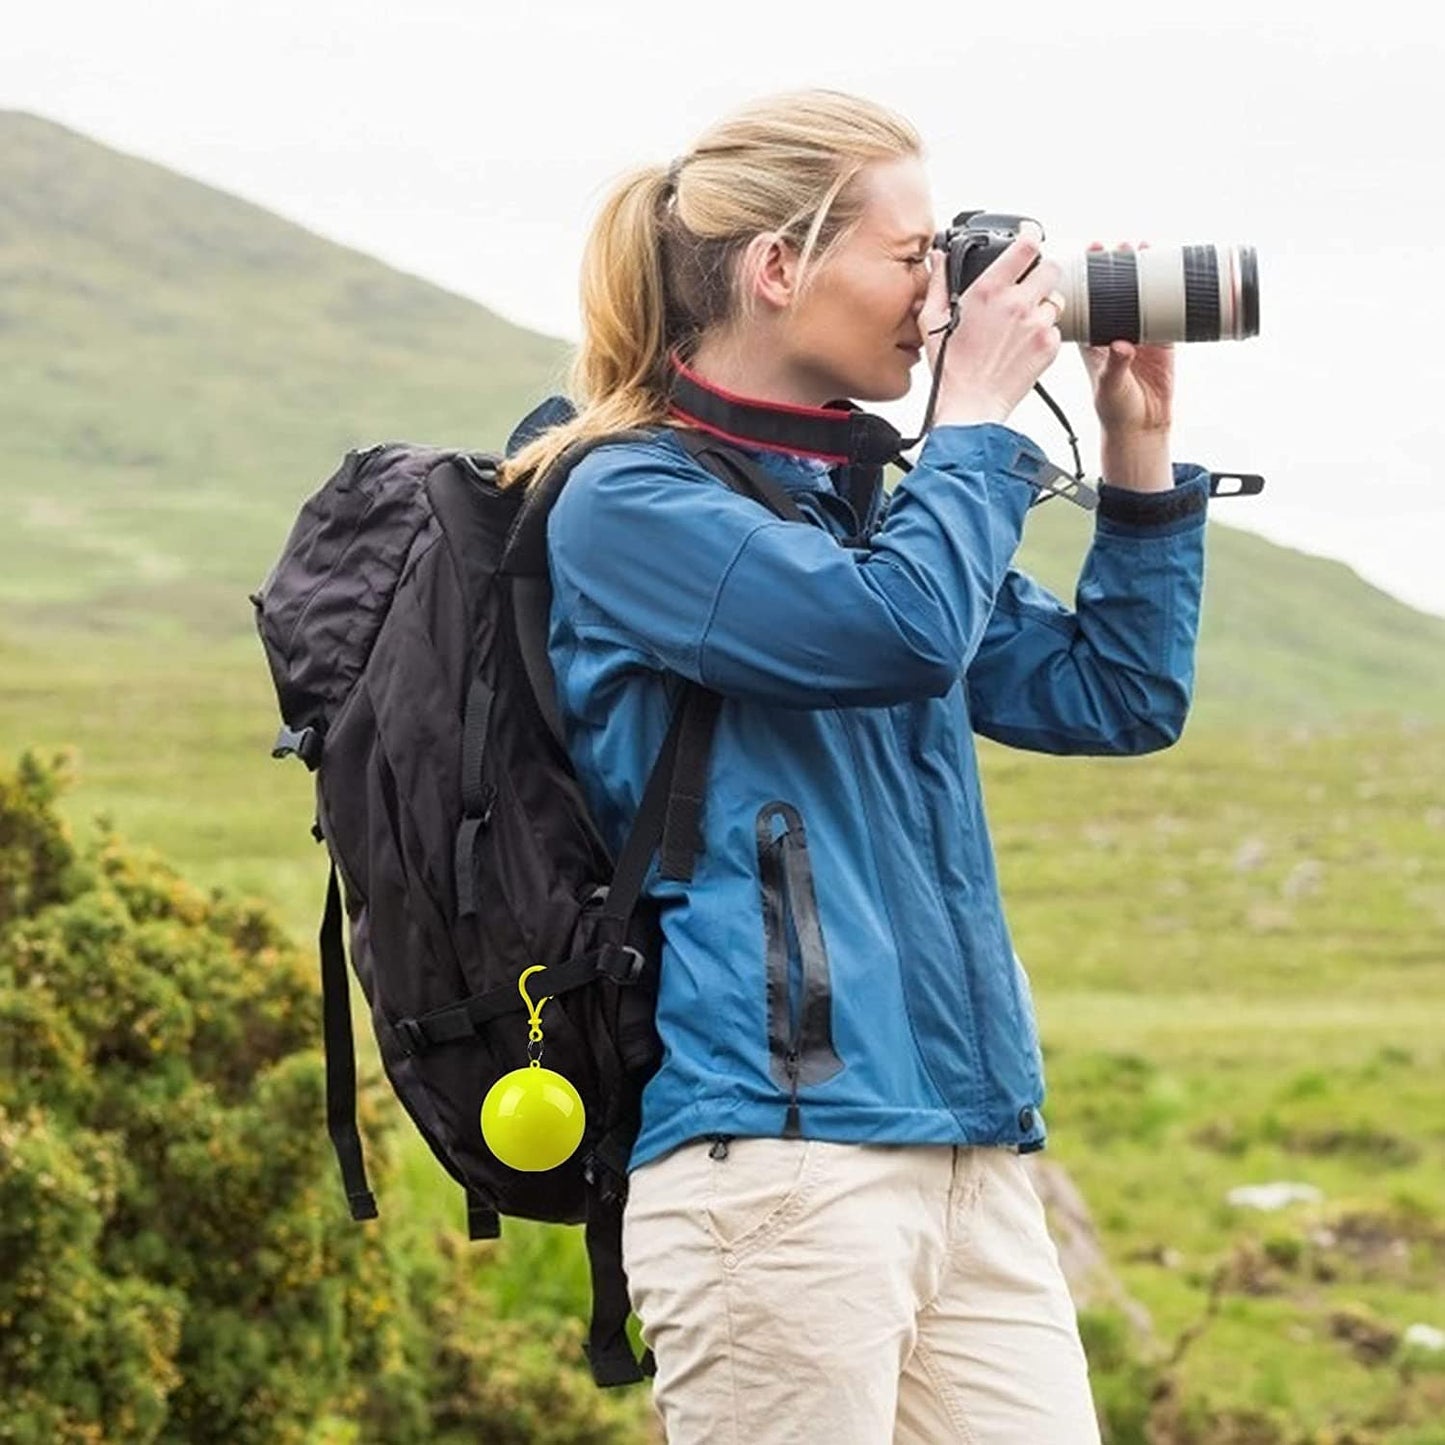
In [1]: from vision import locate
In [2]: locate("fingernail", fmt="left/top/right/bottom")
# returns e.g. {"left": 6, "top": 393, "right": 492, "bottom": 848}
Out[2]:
{"left": 1020, "top": 220, "right": 1043, "bottom": 242}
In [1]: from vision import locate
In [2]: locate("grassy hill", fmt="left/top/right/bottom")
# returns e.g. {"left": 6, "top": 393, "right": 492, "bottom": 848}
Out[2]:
{"left": 3, "top": 108, "right": 1444, "bottom": 723}
{"left": 0, "top": 109, "right": 566, "bottom": 638}
{"left": 1019, "top": 501, "right": 1445, "bottom": 722}
{"left": 3, "top": 110, "right": 1444, "bottom": 1441}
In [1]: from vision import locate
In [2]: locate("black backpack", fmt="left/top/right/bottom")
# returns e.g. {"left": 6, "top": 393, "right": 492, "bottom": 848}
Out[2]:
{"left": 251, "top": 401, "right": 806, "bottom": 1387}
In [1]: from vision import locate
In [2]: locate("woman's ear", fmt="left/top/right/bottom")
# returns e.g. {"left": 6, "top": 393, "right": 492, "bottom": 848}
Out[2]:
{"left": 740, "top": 231, "right": 800, "bottom": 315}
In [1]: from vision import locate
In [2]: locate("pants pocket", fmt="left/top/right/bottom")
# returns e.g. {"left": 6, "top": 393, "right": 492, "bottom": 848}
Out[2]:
{"left": 703, "top": 1136, "right": 821, "bottom": 1263}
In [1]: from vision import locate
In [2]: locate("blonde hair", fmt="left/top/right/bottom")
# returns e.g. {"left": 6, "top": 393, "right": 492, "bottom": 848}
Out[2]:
{"left": 498, "top": 88, "right": 922, "bottom": 490}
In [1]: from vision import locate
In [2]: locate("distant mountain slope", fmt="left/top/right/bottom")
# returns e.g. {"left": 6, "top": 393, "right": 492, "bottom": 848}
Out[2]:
{"left": 0, "top": 110, "right": 568, "bottom": 632}
{"left": 3, "top": 110, "right": 1442, "bottom": 721}
{"left": 1012, "top": 502, "right": 1445, "bottom": 721}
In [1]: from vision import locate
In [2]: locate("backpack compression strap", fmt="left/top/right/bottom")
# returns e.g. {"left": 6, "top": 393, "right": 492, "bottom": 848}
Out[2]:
{"left": 320, "top": 861, "right": 378, "bottom": 1221}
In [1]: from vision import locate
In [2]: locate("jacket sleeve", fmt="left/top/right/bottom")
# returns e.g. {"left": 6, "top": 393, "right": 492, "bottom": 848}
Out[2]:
{"left": 547, "top": 424, "right": 1049, "bottom": 709}
{"left": 963, "top": 465, "right": 1210, "bottom": 754}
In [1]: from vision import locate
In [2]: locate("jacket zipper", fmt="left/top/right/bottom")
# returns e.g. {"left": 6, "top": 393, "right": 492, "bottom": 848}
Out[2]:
{"left": 781, "top": 855, "right": 804, "bottom": 1138}
{"left": 782, "top": 1047, "right": 802, "bottom": 1139}
{"left": 756, "top": 801, "right": 842, "bottom": 1139}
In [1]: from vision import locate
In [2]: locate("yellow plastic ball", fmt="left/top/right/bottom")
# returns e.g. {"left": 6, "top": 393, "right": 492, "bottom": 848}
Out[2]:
{"left": 481, "top": 1065, "right": 586, "bottom": 1172}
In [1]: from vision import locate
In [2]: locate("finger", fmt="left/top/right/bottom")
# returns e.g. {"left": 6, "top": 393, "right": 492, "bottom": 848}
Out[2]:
{"left": 1039, "top": 289, "right": 1067, "bottom": 326}
{"left": 926, "top": 246, "right": 947, "bottom": 301}
{"left": 921, "top": 247, "right": 948, "bottom": 324}
{"left": 1015, "top": 252, "right": 1064, "bottom": 306}
{"left": 1099, "top": 341, "right": 1136, "bottom": 377}
{"left": 1081, "top": 339, "right": 1133, "bottom": 379}
{"left": 981, "top": 233, "right": 1045, "bottom": 289}
{"left": 920, "top": 249, "right": 954, "bottom": 363}
{"left": 1078, "top": 345, "right": 1106, "bottom": 381}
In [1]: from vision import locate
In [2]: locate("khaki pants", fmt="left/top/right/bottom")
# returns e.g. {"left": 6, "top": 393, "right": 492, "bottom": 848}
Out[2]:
{"left": 622, "top": 1137, "right": 1102, "bottom": 1444}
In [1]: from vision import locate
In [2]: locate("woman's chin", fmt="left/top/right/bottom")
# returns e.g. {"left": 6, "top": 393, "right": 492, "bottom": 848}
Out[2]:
{"left": 847, "top": 364, "right": 916, "bottom": 405}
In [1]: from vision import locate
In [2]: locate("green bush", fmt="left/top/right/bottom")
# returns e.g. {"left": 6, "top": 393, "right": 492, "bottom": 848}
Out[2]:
{"left": 0, "top": 752, "right": 651, "bottom": 1443}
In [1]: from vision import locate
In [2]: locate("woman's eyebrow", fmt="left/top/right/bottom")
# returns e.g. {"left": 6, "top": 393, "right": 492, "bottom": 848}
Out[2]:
{"left": 896, "top": 230, "right": 936, "bottom": 247}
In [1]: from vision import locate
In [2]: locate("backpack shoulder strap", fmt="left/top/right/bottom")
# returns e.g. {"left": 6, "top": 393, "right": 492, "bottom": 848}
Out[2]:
{"left": 503, "top": 429, "right": 660, "bottom": 753}
{"left": 669, "top": 426, "right": 808, "bottom": 523}
{"left": 320, "top": 859, "right": 378, "bottom": 1222}
{"left": 519, "top": 426, "right": 811, "bottom": 892}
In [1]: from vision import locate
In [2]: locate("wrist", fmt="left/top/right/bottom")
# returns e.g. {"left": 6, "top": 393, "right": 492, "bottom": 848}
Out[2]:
{"left": 1100, "top": 428, "right": 1172, "bottom": 492}
{"left": 934, "top": 394, "right": 1012, "bottom": 428}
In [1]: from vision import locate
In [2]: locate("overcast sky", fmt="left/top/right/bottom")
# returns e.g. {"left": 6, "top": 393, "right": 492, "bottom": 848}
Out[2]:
{"left": 6, "top": 0, "right": 1444, "bottom": 617}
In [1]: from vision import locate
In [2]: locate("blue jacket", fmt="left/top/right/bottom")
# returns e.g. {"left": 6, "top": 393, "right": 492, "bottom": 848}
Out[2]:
{"left": 546, "top": 421, "right": 1209, "bottom": 1170}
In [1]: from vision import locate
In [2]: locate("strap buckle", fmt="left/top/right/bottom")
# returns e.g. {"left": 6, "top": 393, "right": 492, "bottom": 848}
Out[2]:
{"left": 596, "top": 944, "right": 647, "bottom": 987}
{"left": 391, "top": 1016, "right": 428, "bottom": 1058}
{"left": 583, "top": 1142, "right": 631, "bottom": 1203}
{"left": 272, "top": 723, "right": 323, "bottom": 770}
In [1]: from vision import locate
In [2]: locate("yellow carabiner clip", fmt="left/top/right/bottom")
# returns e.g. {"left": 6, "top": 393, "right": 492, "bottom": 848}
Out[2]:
{"left": 518, "top": 964, "right": 551, "bottom": 1045}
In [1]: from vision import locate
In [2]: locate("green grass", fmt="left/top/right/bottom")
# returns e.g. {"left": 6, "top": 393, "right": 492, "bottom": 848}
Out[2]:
{"left": 3, "top": 623, "right": 1442, "bottom": 1437}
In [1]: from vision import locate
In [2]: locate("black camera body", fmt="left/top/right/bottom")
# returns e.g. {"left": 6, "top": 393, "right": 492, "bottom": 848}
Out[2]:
{"left": 933, "top": 211, "right": 1045, "bottom": 298}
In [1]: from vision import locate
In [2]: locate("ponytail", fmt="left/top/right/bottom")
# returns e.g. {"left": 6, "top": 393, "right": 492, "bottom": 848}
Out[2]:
{"left": 499, "top": 164, "right": 677, "bottom": 491}
{"left": 498, "top": 89, "right": 922, "bottom": 493}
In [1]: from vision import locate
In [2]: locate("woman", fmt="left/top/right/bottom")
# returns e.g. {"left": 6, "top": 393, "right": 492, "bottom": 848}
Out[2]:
{"left": 502, "top": 90, "right": 1206, "bottom": 1444}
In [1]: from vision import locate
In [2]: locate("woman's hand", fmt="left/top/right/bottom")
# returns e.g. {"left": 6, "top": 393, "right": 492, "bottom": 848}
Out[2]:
{"left": 1079, "top": 241, "right": 1175, "bottom": 436}
{"left": 1080, "top": 242, "right": 1176, "bottom": 491}
{"left": 923, "top": 225, "right": 1067, "bottom": 428}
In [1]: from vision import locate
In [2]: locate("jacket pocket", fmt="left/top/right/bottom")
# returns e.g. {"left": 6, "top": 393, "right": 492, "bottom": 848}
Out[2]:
{"left": 756, "top": 801, "right": 844, "bottom": 1137}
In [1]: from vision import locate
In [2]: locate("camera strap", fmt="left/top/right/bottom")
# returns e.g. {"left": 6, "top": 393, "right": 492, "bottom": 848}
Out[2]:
{"left": 899, "top": 298, "right": 1098, "bottom": 511}
{"left": 665, "top": 350, "right": 906, "bottom": 468}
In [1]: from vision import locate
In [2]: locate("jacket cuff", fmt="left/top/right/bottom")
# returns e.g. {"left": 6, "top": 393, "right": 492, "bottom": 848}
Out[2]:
{"left": 1096, "top": 464, "right": 1210, "bottom": 538}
